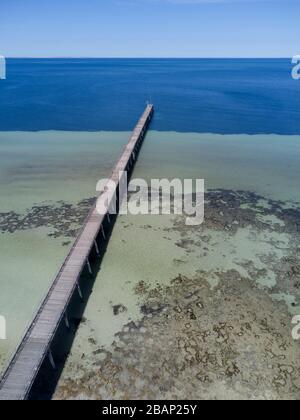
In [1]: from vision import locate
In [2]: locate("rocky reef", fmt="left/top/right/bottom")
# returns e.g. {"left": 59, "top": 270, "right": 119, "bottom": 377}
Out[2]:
{"left": 53, "top": 189, "right": 300, "bottom": 400}
{"left": 0, "top": 197, "right": 95, "bottom": 240}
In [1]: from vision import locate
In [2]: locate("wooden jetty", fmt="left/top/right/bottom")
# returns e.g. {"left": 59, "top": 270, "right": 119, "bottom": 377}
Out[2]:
{"left": 0, "top": 104, "right": 154, "bottom": 400}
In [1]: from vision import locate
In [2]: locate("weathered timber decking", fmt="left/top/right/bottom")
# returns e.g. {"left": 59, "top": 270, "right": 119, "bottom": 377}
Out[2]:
{"left": 0, "top": 104, "right": 154, "bottom": 400}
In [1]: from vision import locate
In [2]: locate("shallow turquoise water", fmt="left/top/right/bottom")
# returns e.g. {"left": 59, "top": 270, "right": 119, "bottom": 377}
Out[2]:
{"left": 53, "top": 132, "right": 300, "bottom": 399}
{"left": 1, "top": 130, "right": 300, "bottom": 399}
{"left": 0, "top": 131, "right": 128, "bottom": 371}
{"left": 135, "top": 132, "right": 300, "bottom": 203}
{"left": 0, "top": 131, "right": 129, "bottom": 213}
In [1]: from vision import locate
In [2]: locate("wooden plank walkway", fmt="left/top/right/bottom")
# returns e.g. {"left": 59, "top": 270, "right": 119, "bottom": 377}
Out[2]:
{"left": 0, "top": 104, "right": 154, "bottom": 400}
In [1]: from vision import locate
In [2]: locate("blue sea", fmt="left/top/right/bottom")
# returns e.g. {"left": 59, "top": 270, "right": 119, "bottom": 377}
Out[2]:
{"left": 1, "top": 58, "right": 300, "bottom": 134}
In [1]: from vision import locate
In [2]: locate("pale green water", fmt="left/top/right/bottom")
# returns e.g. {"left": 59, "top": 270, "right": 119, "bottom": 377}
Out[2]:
{"left": 1, "top": 131, "right": 300, "bottom": 399}
{"left": 0, "top": 131, "right": 128, "bottom": 371}
{"left": 53, "top": 132, "right": 300, "bottom": 400}
{"left": 135, "top": 132, "right": 300, "bottom": 203}
{"left": 0, "top": 131, "right": 129, "bottom": 213}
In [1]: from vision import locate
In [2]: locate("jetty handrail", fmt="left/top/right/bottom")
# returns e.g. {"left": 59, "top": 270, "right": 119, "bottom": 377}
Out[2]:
{"left": 0, "top": 104, "right": 154, "bottom": 400}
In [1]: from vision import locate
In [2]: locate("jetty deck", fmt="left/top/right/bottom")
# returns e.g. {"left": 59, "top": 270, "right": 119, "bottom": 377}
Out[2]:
{"left": 0, "top": 104, "right": 154, "bottom": 400}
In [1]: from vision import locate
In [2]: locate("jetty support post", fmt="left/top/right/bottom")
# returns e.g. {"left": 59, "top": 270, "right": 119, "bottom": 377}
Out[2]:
{"left": 77, "top": 283, "right": 83, "bottom": 301}
{"left": 48, "top": 350, "right": 56, "bottom": 370}
{"left": 65, "top": 313, "right": 70, "bottom": 330}
{"left": 86, "top": 259, "right": 92, "bottom": 275}
{"left": 94, "top": 239, "right": 100, "bottom": 256}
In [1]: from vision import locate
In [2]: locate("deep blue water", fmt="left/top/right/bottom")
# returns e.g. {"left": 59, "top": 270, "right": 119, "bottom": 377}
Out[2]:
{"left": 0, "top": 58, "right": 299, "bottom": 134}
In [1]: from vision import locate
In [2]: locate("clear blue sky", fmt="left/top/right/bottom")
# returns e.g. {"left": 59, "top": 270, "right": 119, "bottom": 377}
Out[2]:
{"left": 0, "top": 0, "right": 299, "bottom": 57}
